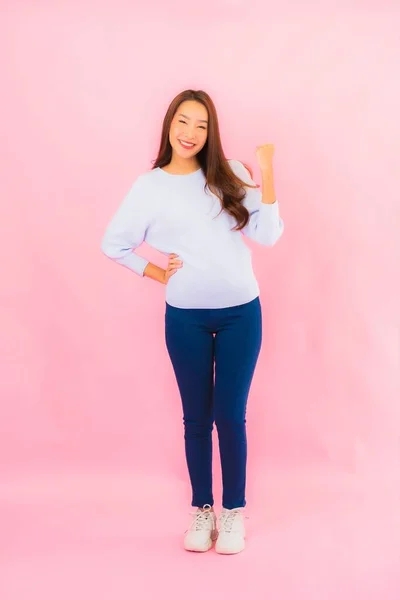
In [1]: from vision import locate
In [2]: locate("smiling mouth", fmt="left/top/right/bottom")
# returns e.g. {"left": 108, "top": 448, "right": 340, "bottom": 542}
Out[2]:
{"left": 179, "top": 140, "right": 196, "bottom": 149}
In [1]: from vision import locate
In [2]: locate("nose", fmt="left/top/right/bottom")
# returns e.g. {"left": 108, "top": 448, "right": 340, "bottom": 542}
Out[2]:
{"left": 185, "top": 127, "right": 196, "bottom": 140}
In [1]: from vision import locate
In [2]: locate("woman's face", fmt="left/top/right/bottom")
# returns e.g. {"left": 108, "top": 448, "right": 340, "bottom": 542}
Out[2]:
{"left": 169, "top": 100, "right": 208, "bottom": 159}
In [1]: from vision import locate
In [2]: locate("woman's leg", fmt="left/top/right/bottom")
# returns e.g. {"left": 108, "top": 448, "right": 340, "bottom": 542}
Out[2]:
{"left": 213, "top": 297, "right": 262, "bottom": 510}
{"left": 165, "top": 305, "right": 215, "bottom": 508}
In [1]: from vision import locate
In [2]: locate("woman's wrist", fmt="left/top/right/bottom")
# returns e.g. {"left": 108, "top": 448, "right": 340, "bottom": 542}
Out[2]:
{"left": 143, "top": 262, "right": 167, "bottom": 284}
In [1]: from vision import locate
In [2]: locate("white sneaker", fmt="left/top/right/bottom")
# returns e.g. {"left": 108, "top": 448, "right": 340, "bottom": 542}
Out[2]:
{"left": 215, "top": 507, "right": 246, "bottom": 554}
{"left": 183, "top": 504, "right": 218, "bottom": 552}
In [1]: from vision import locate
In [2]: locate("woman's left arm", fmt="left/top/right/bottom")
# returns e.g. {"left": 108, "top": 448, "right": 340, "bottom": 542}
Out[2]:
{"left": 257, "top": 144, "right": 277, "bottom": 206}
{"left": 229, "top": 147, "right": 284, "bottom": 246}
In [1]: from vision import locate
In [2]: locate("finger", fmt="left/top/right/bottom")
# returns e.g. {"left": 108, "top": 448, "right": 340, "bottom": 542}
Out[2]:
{"left": 169, "top": 259, "right": 183, "bottom": 267}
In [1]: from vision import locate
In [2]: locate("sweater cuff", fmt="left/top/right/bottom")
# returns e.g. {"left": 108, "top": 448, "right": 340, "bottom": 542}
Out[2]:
{"left": 114, "top": 253, "right": 149, "bottom": 277}
{"left": 259, "top": 199, "right": 280, "bottom": 221}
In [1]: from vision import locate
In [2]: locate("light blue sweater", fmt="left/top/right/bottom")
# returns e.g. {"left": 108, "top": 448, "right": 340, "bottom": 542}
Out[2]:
{"left": 101, "top": 159, "right": 284, "bottom": 309}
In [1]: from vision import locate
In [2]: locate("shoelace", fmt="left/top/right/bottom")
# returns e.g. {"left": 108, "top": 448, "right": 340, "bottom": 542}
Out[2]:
{"left": 186, "top": 507, "right": 214, "bottom": 532}
{"left": 218, "top": 509, "right": 248, "bottom": 533}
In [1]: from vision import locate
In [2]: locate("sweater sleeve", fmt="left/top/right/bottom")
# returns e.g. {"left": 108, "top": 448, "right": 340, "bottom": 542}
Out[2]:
{"left": 101, "top": 175, "right": 151, "bottom": 277}
{"left": 229, "top": 159, "right": 284, "bottom": 246}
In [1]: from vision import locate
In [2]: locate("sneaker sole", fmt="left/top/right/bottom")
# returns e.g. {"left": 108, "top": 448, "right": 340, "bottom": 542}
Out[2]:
{"left": 184, "top": 530, "right": 218, "bottom": 553}
{"left": 215, "top": 545, "right": 245, "bottom": 555}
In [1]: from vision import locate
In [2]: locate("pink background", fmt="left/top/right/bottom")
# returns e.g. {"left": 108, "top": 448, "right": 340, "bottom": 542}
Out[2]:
{"left": 1, "top": 1, "right": 399, "bottom": 598}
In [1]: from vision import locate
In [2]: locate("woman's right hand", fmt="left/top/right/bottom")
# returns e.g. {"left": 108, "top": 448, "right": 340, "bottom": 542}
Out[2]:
{"left": 163, "top": 253, "right": 183, "bottom": 284}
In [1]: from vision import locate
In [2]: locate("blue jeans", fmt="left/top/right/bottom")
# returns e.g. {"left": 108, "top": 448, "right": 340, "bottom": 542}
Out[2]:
{"left": 165, "top": 296, "right": 262, "bottom": 509}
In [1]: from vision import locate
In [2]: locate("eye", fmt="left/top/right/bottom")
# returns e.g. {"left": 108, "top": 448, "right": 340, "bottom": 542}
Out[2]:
{"left": 199, "top": 126, "right": 206, "bottom": 130}
{"left": 178, "top": 119, "right": 187, "bottom": 124}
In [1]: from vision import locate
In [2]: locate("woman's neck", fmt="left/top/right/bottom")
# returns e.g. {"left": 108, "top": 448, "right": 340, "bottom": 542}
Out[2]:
{"left": 163, "top": 157, "right": 200, "bottom": 175}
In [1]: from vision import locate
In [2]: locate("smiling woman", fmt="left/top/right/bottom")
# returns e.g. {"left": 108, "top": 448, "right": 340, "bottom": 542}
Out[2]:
{"left": 101, "top": 88, "right": 284, "bottom": 555}
{"left": 161, "top": 101, "right": 209, "bottom": 173}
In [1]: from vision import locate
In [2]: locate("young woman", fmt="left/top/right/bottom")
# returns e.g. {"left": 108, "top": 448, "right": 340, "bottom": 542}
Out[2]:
{"left": 101, "top": 89, "right": 284, "bottom": 555}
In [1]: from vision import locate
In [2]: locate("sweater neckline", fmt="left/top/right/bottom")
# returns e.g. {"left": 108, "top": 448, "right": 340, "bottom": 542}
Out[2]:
{"left": 157, "top": 166, "right": 202, "bottom": 178}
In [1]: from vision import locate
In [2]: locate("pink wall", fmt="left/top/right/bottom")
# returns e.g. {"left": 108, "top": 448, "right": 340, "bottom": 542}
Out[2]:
{"left": 1, "top": 2, "right": 399, "bottom": 478}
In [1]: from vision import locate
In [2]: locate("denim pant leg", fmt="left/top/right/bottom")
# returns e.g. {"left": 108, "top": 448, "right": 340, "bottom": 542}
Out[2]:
{"left": 165, "top": 305, "right": 215, "bottom": 507}
{"left": 213, "top": 297, "right": 262, "bottom": 509}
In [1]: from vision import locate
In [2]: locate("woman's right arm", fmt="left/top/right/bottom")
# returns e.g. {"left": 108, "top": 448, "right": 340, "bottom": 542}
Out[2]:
{"left": 101, "top": 175, "right": 151, "bottom": 276}
{"left": 101, "top": 176, "right": 182, "bottom": 284}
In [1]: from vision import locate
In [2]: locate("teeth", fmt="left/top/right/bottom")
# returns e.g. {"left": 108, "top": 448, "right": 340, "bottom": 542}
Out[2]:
{"left": 180, "top": 140, "right": 194, "bottom": 147}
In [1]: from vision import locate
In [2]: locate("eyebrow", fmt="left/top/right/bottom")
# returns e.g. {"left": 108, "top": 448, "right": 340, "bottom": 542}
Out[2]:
{"left": 178, "top": 113, "right": 208, "bottom": 124}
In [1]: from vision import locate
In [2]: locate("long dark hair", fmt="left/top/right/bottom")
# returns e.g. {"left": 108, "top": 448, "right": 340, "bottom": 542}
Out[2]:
{"left": 151, "top": 89, "right": 259, "bottom": 231}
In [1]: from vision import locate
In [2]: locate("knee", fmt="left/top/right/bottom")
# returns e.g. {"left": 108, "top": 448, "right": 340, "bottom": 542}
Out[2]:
{"left": 215, "top": 416, "right": 246, "bottom": 438}
{"left": 183, "top": 418, "right": 214, "bottom": 439}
